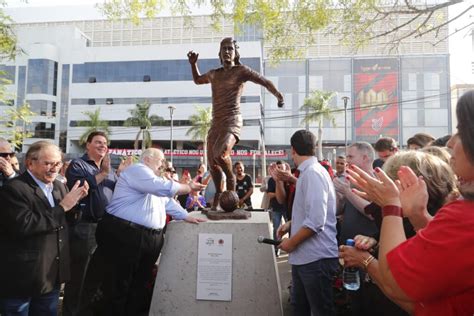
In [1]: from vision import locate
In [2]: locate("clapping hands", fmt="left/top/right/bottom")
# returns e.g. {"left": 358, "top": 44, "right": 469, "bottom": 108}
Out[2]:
{"left": 269, "top": 162, "right": 296, "bottom": 183}
{"left": 346, "top": 165, "right": 401, "bottom": 207}
{"left": 60, "top": 180, "right": 89, "bottom": 212}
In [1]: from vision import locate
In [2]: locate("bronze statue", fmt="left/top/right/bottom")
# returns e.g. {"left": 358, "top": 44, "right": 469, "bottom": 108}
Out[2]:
{"left": 188, "top": 37, "right": 284, "bottom": 210}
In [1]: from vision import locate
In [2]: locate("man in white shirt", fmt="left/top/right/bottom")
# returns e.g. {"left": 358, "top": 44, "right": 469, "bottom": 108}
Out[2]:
{"left": 277, "top": 130, "right": 339, "bottom": 316}
{"left": 80, "top": 148, "right": 206, "bottom": 316}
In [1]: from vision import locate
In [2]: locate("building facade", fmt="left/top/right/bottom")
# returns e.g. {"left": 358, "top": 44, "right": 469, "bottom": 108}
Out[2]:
{"left": 0, "top": 10, "right": 452, "bottom": 178}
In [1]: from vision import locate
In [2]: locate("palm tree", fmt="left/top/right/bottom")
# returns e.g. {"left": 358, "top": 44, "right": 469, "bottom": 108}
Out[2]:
{"left": 186, "top": 106, "right": 212, "bottom": 166}
{"left": 78, "top": 108, "right": 110, "bottom": 145}
{"left": 300, "top": 90, "right": 336, "bottom": 160}
{"left": 125, "top": 101, "right": 163, "bottom": 150}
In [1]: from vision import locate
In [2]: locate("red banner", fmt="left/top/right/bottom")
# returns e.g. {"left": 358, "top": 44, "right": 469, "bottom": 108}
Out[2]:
{"left": 353, "top": 59, "right": 399, "bottom": 143}
{"left": 108, "top": 148, "right": 287, "bottom": 157}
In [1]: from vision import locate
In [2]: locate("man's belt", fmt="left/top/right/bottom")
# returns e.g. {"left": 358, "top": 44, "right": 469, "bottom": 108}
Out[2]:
{"left": 103, "top": 213, "right": 163, "bottom": 234}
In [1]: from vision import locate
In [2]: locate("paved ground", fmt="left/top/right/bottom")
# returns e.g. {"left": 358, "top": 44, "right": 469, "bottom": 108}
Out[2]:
{"left": 277, "top": 252, "right": 293, "bottom": 315}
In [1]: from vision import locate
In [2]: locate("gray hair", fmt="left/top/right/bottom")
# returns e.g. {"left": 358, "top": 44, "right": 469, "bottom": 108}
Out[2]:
{"left": 140, "top": 148, "right": 163, "bottom": 161}
{"left": 349, "top": 142, "right": 375, "bottom": 162}
{"left": 25, "top": 141, "right": 60, "bottom": 162}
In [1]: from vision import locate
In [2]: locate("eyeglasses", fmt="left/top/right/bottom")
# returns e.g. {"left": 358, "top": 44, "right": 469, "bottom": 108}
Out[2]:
{"left": 34, "top": 160, "right": 63, "bottom": 169}
{"left": 0, "top": 152, "right": 15, "bottom": 158}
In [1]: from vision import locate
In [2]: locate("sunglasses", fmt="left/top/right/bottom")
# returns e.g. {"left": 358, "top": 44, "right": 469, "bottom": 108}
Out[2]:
{"left": 0, "top": 152, "right": 15, "bottom": 158}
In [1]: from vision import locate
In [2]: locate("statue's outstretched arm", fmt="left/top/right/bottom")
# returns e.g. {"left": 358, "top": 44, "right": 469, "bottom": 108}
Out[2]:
{"left": 187, "top": 50, "right": 210, "bottom": 85}
{"left": 249, "top": 70, "right": 284, "bottom": 107}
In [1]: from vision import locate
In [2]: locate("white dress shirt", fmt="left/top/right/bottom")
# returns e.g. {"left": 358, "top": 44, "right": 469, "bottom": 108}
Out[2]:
{"left": 106, "top": 162, "right": 187, "bottom": 229}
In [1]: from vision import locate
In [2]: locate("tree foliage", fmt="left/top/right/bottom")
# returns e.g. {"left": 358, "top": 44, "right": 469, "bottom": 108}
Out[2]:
{"left": 78, "top": 108, "right": 111, "bottom": 145}
{"left": 98, "top": 0, "right": 472, "bottom": 62}
{"left": 0, "top": 103, "right": 35, "bottom": 150}
{"left": 186, "top": 105, "right": 212, "bottom": 166}
{"left": 124, "top": 101, "right": 163, "bottom": 150}
{"left": 0, "top": 1, "right": 19, "bottom": 61}
{"left": 301, "top": 90, "right": 336, "bottom": 160}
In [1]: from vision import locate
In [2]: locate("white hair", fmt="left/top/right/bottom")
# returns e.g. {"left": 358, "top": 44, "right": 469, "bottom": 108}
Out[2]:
{"left": 140, "top": 148, "right": 163, "bottom": 161}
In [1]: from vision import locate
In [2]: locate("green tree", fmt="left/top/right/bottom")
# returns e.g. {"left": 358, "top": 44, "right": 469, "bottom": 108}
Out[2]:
{"left": 0, "top": 103, "right": 35, "bottom": 150}
{"left": 0, "top": 2, "right": 27, "bottom": 150}
{"left": 300, "top": 90, "right": 336, "bottom": 161}
{"left": 125, "top": 101, "right": 163, "bottom": 150}
{"left": 98, "top": 0, "right": 471, "bottom": 62}
{"left": 186, "top": 105, "right": 212, "bottom": 166}
{"left": 78, "top": 108, "right": 110, "bottom": 145}
{"left": 0, "top": 2, "right": 20, "bottom": 61}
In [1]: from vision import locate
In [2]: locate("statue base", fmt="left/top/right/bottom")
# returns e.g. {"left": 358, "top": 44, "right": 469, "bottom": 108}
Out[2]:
{"left": 201, "top": 208, "right": 252, "bottom": 220}
{"left": 149, "top": 212, "right": 283, "bottom": 316}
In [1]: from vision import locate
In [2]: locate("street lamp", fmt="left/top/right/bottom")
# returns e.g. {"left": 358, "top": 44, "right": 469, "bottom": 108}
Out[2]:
{"left": 342, "top": 96, "right": 350, "bottom": 153}
{"left": 168, "top": 105, "right": 176, "bottom": 165}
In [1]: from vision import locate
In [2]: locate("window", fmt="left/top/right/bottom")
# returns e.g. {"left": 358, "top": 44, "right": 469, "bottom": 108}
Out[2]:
{"left": 0, "top": 65, "right": 15, "bottom": 82}
{"left": 26, "top": 59, "right": 58, "bottom": 95}
{"left": 72, "top": 58, "right": 261, "bottom": 83}
{"left": 27, "top": 122, "right": 55, "bottom": 139}
{"left": 28, "top": 100, "right": 57, "bottom": 117}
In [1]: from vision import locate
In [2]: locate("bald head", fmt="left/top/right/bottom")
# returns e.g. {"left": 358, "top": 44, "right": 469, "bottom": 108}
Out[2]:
{"left": 141, "top": 148, "right": 165, "bottom": 175}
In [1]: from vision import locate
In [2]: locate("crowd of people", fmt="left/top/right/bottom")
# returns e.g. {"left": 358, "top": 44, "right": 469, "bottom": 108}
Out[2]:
{"left": 0, "top": 91, "right": 473, "bottom": 316}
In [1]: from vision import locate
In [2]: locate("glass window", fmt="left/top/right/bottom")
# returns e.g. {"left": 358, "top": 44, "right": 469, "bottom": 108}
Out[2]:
{"left": 71, "top": 58, "right": 261, "bottom": 83}
{"left": 70, "top": 96, "right": 259, "bottom": 105}
{"left": 27, "top": 122, "right": 55, "bottom": 139}
{"left": 425, "top": 109, "right": 448, "bottom": 126}
{"left": 26, "top": 59, "right": 58, "bottom": 95}
{"left": 408, "top": 73, "right": 417, "bottom": 91}
{"left": 403, "top": 109, "right": 418, "bottom": 127}
{"left": 16, "top": 66, "right": 26, "bottom": 106}
{"left": 28, "top": 100, "right": 57, "bottom": 117}
{"left": 0, "top": 65, "right": 15, "bottom": 82}
{"left": 424, "top": 73, "right": 440, "bottom": 90}
{"left": 60, "top": 64, "right": 70, "bottom": 151}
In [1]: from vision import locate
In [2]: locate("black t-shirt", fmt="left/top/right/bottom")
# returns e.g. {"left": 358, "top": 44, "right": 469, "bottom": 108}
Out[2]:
{"left": 236, "top": 174, "right": 253, "bottom": 208}
{"left": 267, "top": 177, "right": 288, "bottom": 213}
{"left": 339, "top": 201, "right": 379, "bottom": 245}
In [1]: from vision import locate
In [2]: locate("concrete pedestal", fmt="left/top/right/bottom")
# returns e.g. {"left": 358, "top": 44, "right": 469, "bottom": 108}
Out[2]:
{"left": 149, "top": 212, "right": 283, "bottom": 316}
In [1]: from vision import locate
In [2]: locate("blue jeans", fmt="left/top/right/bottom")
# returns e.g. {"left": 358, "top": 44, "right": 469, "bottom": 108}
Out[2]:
{"left": 0, "top": 287, "right": 60, "bottom": 316}
{"left": 272, "top": 210, "right": 288, "bottom": 241}
{"left": 291, "top": 258, "right": 339, "bottom": 316}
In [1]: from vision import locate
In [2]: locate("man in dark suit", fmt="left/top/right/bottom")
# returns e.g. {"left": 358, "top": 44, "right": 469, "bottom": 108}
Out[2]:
{"left": 0, "top": 141, "right": 89, "bottom": 316}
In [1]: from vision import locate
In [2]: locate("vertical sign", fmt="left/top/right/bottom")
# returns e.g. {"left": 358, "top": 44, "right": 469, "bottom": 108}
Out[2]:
{"left": 196, "top": 233, "right": 233, "bottom": 301}
{"left": 353, "top": 58, "right": 400, "bottom": 143}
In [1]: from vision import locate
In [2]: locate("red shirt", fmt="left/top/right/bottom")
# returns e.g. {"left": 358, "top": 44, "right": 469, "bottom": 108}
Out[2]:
{"left": 387, "top": 200, "right": 474, "bottom": 316}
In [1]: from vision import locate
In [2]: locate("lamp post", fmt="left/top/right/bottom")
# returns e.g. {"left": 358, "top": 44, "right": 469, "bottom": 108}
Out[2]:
{"left": 342, "top": 96, "right": 349, "bottom": 153}
{"left": 168, "top": 105, "right": 176, "bottom": 165}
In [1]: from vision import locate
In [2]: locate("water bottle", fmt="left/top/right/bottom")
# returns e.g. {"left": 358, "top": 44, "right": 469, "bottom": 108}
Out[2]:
{"left": 343, "top": 239, "right": 360, "bottom": 291}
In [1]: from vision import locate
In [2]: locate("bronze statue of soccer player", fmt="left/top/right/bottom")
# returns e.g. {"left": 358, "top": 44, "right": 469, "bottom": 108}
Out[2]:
{"left": 188, "top": 37, "right": 284, "bottom": 210}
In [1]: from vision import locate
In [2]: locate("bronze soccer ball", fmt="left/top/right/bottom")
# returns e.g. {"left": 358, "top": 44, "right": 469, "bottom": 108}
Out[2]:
{"left": 219, "top": 190, "right": 239, "bottom": 212}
